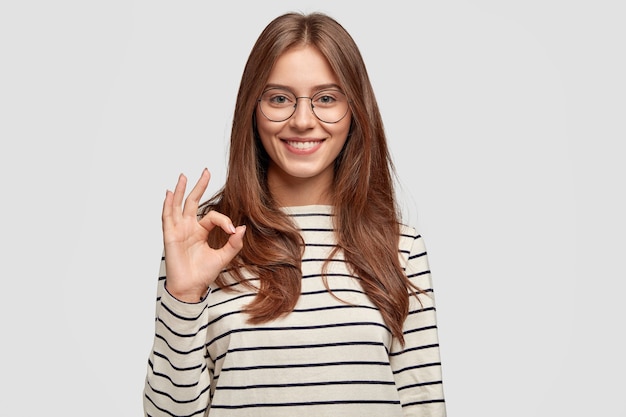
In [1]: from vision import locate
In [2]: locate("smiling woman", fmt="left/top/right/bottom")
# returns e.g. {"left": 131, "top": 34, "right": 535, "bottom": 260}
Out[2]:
{"left": 143, "top": 12, "right": 446, "bottom": 417}
{"left": 256, "top": 46, "right": 352, "bottom": 206}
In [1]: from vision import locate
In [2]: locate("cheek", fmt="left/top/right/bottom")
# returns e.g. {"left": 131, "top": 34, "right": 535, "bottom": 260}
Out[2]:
{"left": 333, "top": 116, "right": 352, "bottom": 156}
{"left": 255, "top": 109, "right": 274, "bottom": 147}
{"left": 334, "top": 114, "right": 352, "bottom": 142}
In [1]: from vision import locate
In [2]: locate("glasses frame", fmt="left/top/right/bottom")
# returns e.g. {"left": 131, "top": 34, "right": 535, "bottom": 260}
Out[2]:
{"left": 257, "top": 88, "right": 350, "bottom": 124}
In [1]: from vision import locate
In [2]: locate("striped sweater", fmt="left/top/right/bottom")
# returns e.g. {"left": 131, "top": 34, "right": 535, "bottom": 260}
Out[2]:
{"left": 144, "top": 205, "right": 446, "bottom": 416}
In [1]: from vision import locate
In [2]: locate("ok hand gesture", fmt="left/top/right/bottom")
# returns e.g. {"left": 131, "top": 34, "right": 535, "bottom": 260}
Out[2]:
{"left": 161, "top": 169, "right": 246, "bottom": 302}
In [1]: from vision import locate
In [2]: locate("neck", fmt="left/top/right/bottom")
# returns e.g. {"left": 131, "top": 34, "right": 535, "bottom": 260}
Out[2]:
{"left": 267, "top": 169, "right": 334, "bottom": 207}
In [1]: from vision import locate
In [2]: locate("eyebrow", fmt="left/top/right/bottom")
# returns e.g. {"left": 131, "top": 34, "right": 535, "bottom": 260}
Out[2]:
{"left": 264, "top": 83, "right": 344, "bottom": 92}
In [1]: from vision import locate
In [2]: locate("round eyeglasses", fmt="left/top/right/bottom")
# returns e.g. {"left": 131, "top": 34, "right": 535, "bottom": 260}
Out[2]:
{"left": 257, "top": 87, "right": 350, "bottom": 124}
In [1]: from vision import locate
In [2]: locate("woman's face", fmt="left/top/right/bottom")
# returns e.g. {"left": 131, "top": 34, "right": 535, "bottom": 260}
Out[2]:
{"left": 256, "top": 45, "right": 351, "bottom": 205}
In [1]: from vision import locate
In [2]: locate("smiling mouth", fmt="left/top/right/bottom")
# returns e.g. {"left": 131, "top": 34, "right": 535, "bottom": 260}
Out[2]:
{"left": 284, "top": 140, "right": 324, "bottom": 150}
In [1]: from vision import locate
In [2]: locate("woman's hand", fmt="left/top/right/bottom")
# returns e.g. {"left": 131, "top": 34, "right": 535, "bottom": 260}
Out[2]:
{"left": 161, "top": 169, "right": 246, "bottom": 302}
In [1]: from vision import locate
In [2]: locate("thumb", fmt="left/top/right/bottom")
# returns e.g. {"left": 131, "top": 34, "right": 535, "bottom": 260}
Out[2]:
{"left": 218, "top": 225, "right": 246, "bottom": 264}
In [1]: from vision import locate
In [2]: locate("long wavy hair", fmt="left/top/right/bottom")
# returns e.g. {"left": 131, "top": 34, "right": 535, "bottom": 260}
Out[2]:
{"left": 201, "top": 12, "right": 419, "bottom": 344}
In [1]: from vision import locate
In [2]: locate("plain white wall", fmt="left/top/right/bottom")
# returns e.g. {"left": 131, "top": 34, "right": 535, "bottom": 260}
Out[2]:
{"left": 1, "top": 1, "right": 624, "bottom": 415}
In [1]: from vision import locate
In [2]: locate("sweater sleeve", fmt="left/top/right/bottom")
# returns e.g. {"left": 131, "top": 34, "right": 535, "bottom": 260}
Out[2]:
{"left": 390, "top": 231, "right": 447, "bottom": 417}
{"left": 143, "top": 255, "right": 213, "bottom": 417}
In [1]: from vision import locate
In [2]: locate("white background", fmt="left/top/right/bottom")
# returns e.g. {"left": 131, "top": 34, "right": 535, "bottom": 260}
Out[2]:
{"left": 1, "top": 1, "right": 624, "bottom": 415}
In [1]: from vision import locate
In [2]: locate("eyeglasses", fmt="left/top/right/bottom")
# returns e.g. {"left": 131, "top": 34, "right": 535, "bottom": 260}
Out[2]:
{"left": 257, "top": 87, "right": 350, "bottom": 124}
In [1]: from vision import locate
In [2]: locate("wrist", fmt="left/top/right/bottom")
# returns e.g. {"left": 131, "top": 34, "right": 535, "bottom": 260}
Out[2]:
{"left": 165, "top": 282, "right": 210, "bottom": 303}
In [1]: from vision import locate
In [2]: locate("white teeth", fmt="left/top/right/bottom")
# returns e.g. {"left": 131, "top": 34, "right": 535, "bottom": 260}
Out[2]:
{"left": 287, "top": 141, "right": 319, "bottom": 150}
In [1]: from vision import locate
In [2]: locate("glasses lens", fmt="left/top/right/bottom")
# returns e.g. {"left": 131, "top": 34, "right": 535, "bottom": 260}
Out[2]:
{"left": 259, "top": 88, "right": 296, "bottom": 122}
{"left": 259, "top": 88, "right": 349, "bottom": 123}
{"left": 311, "top": 89, "right": 349, "bottom": 123}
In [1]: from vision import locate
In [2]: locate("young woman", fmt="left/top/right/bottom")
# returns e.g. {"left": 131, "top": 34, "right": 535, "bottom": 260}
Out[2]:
{"left": 144, "top": 12, "right": 446, "bottom": 417}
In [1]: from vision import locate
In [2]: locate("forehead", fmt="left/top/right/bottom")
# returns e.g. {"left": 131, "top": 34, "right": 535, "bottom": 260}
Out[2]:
{"left": 265, "top": 45, "right": 341, "bottom": 92}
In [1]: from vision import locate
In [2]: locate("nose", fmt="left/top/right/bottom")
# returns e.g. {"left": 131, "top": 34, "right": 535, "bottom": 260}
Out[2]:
{"left": 290, "top": 97, "right": 316, "bottom": 130}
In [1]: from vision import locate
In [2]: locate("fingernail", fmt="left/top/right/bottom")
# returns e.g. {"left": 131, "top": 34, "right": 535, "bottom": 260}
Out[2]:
{"left": 229, "top": 224, "right": 236, "bottom": 234}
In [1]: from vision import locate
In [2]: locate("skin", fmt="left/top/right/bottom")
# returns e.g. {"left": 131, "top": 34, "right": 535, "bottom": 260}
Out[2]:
{"left": 256, "top": 45, "right": 352, "bottom": 206}
{"left": 163, "top": 45, "right": 351, "bottom": 302}
{"left": 162, "top": 169, "right": 246, "bottom": 302}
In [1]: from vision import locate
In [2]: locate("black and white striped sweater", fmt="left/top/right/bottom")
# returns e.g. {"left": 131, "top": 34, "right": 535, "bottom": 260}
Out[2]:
{"left": 144, "top": 205, "right": 446, "bottom": 417}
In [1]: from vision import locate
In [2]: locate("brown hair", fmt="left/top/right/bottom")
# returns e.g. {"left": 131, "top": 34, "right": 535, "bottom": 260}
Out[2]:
{"left": 202, "top": 12, "right": 420, "bottom": 344}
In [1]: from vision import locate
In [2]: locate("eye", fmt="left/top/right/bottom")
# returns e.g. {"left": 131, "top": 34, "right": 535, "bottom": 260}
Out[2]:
{"left": 317, "top": 95, "right": 336, "bottom": 104}
{"left": 262, "top": 89, "right": 295, "bottom": 107}
{"left": 270, "top": 94, "right": 289, "bottom": 104}
{"left": 313, "top": 89, "right": 344, "bottom": 107}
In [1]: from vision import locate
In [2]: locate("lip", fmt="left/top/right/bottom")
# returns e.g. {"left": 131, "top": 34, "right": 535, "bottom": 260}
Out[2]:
{"left": 281, "top": 138, "right": 325, "bottom": 155}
